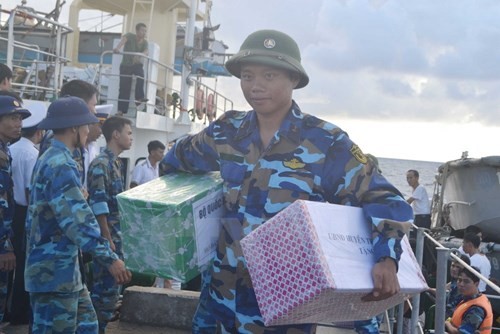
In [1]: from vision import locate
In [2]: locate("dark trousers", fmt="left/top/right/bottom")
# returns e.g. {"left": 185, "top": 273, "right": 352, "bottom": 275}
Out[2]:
{"left": 414, "top": 214, "right": 431, "bottom": 229}
{"left": 118, "top": 63, "right": 145, "bottom": 114}
{"left": 10, "top": 203, "right": 31, "bottom": 325}
{"left": 409, "top": 214, "right": 433, "bottom": 273}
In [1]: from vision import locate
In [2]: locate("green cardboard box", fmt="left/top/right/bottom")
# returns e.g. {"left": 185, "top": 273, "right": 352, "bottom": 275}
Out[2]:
{"left": 117, "top": 172, "right": 223, "bottom": 283}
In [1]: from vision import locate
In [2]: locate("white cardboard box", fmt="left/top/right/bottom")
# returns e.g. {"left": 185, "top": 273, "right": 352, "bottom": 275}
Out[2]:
{"left": 240, "top": 200, "right": 427, "bottom": 326}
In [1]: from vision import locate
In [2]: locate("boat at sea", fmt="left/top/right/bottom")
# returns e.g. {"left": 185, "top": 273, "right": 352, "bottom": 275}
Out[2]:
{"left": 431, "top": 154, "right": 500, "bottom": 240}
{"left": 415, "top": 153, "right": 500, "bottom": 331}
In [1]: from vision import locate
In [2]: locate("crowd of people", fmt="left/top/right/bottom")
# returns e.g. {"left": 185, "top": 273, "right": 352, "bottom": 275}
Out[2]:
{"left": 0, "top": 26, "right": 496, "bottom": 334}
{"left": 0, "top": 64, "right": 135, "bottom": 333}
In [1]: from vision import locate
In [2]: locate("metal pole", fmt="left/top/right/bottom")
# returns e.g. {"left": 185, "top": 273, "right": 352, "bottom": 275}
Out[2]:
{"left": 386, "top": 309, "right": 393, "bottom": 334}
{"left": 179, "top": 0, "right": 198, "bottom": 124}
{"left": 434, "top": 247, "right": 449, "bottom": 334}
{"left": 7, "top": 9, "right": 15, "bottom": 69}
{"left": 54, "top": 24, "right": 62, "bottom": 99}
{"left": 396, "top": 303, "right": 404, "bottom": 334}
{"left": 410, "top": 228, "right": 425, "bottom": 334}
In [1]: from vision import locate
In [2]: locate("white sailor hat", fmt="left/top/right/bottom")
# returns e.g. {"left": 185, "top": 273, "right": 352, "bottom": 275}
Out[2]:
{"left": 95, "top": 104, "right": 113, "bottom": 122}
{"left": 22, "top": 101, "right": 48, "bottom": 129}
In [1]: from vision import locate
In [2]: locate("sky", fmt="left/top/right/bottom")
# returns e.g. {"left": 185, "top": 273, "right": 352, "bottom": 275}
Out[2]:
{"left": 2, "top": 0, "right": 500, "bottom": 162}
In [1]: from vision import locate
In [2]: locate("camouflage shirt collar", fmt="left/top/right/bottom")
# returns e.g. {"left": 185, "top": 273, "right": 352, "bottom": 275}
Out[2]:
{"left": 235, "top": 100, "right": 303, "bottom": 145}
{"left": 463, "top": 292, "right": 482, "bottom": 301}
{"left": 52, "top": 138, "right": 74, "bottom": 156}
{"left": 278, "top": 100, "right": 303, "bottom": 145}
{"left": 103, "top": 147, "right": 118, "bottom": 161}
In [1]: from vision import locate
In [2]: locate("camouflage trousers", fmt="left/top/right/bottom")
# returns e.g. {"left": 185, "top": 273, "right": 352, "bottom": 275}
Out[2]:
{"left": 192, "top": 270, "right": 379, "bottom": 334}
{"left": 91, "top": 236, "right": 122, "bottom": 332}
{"left": 192, "top": 270, "right": 317, "bottom": 334}
{"left": 354, "top": 316, "right": 381, "bottom": 334}
{"left": 0, "top": 270, "right": 7, "bottom": 322}
{"left": 30, "top": 287, "right": 98, "bottom": 333}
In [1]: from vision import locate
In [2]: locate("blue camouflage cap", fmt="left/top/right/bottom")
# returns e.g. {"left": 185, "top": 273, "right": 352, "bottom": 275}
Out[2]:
{"left": 0, "top": 95, "right": 31, "bottom": 119}
{"left": 38, "top": 96, "right": 99, "bottom": 130}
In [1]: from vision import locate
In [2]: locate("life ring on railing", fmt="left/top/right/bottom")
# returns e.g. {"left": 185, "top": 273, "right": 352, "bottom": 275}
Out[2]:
{"left": 206, "top": 93, "right": 215, "bottom": 122}
{"left": 195, "top": 88, "right": 205, "bottom": 120}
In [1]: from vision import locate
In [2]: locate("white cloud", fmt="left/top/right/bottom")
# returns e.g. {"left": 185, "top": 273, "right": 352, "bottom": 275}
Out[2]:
{"left": 219, "top": 0, "right": 500, "bottom": 128}
{"left": 3, "top": 0, "right": 499, "bottom": 160}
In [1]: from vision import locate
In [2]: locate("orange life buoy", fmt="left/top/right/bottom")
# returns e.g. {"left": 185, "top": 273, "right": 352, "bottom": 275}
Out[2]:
{"left": 207, "top": 93, "right": 215, "bottom": 122}
{"left": 195, "top": 88, "right": 205, "bottom": 120}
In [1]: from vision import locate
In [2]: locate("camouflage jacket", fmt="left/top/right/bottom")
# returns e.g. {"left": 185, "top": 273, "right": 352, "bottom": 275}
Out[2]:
{"left": 0, "top": 141, "right": 14, "bottom": 254}
{"left": 39, "top": 130, "right": 85, "bottom": 185}
{"left": 87, "top": 147, "right": 124, "bottom": 225}
{"left": 160, "top": 101, "right": 413, "bottom": 326}
{"left": 25, "top": 139, "right": 118, "bottom": 293}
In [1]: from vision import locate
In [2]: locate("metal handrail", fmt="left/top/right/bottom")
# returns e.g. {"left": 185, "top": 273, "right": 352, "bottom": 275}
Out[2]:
{"left": 98, "top": 50, "right": 233, "bottom": 121}
{"left": 0, "top": 36, "right": 41, "bottom": 54}
{"left": 3, "top": 6, "right": 73, "bottom": 100}
{"left": 11, "top": 8, "right": 74, "bottom": 32}
{"left": 404, "top": 226, "right": 500, "bottom": 334}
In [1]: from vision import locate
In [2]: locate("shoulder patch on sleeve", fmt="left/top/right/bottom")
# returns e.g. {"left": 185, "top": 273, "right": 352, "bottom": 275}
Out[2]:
{"left": 350, "top": 144, "right": 368, "bottom": 164}
{"left": 304, "top": 114, "right": 321, "bottom": 127}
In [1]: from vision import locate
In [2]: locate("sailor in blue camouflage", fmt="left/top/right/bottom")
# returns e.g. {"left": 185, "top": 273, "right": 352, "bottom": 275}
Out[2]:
{"left": 160, "top": 30, "right": 413, "bottom": 333}
{"left": 0, "top": 139, "right": 13, "bottom": 324}
{"left": 25, "top": 96, "right": 130, "bottom": 333}
{"left": 87, "top": 116, "right": 133, "bottom": 333}
{"left": 39, "top": 131, "right": 86, "bottom": 184}
{"left": 88, "top": 148, "right": 124, "bottom": 331}
{"left": 0, "top": 95, "right": 30, "bottom": 323}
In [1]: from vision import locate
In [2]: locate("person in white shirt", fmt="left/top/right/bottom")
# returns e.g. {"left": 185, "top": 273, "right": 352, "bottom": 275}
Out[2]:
{"left": 463, "top": 233, "right": 491, "bottom": 292}
{"left": 406, "top": 169, "right": 431, "bottom": 229}
{"left": 129, "top": 140, "right": 165, "bottom": 188}
{"left": 83, "top": 109, "right": 109, "bottom": 189}
{"left": 458, "top": 225, "right": 482, "bottom": 256}
{"left": 9, "top": 101, "right": 46, "bottom": 325}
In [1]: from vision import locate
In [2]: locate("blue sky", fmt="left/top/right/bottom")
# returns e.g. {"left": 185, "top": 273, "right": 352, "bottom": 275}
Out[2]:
{"left": 3, "top": 0, "right": 499, "bottom": 162}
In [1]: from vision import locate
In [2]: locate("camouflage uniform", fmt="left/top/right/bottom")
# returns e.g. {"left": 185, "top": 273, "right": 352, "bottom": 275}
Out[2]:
{"left": 39, "top": 130, "right": 85, "bottom": 184}
{"left": 447, "top": 279, "right": 462, "bottom": 318}
{"left": 25, "top": 139, "right": 119, "bottom": 333}
{"left": 87, "top": 147, "right": 124, "bottom": 332}
{"left": 0, "top": 141, "right": 14, "bottom": 322}
{"left": 160, "top": 103, "right": 413, "bottom": 333}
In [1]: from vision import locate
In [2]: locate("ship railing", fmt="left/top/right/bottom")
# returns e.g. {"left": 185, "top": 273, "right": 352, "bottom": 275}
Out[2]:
{"left": 98, "top": 50, "right": 233, "bottom": 124}
{"left": 1, "top": 6, "right": 73, "bottom": 101}
{"left": 324, "top": 226, "right": 500, "bottom": 334}
{"left": 399, "top": 226, "right": 500, "bottom": 334}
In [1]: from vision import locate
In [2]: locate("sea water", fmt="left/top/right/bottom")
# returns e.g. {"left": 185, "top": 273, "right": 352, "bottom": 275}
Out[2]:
{"left": 378, "top": 157, "right": 443, "bottom": 199}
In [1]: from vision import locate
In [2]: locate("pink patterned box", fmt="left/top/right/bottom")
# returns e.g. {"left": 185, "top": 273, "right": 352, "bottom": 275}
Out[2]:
{"left": 240, "top": 200, "right": 427, "bottom": 326}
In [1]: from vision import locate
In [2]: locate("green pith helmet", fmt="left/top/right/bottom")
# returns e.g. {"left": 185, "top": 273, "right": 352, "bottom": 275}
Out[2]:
{"left": 225, "top": 29, "right": 309, "bottom": 89}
